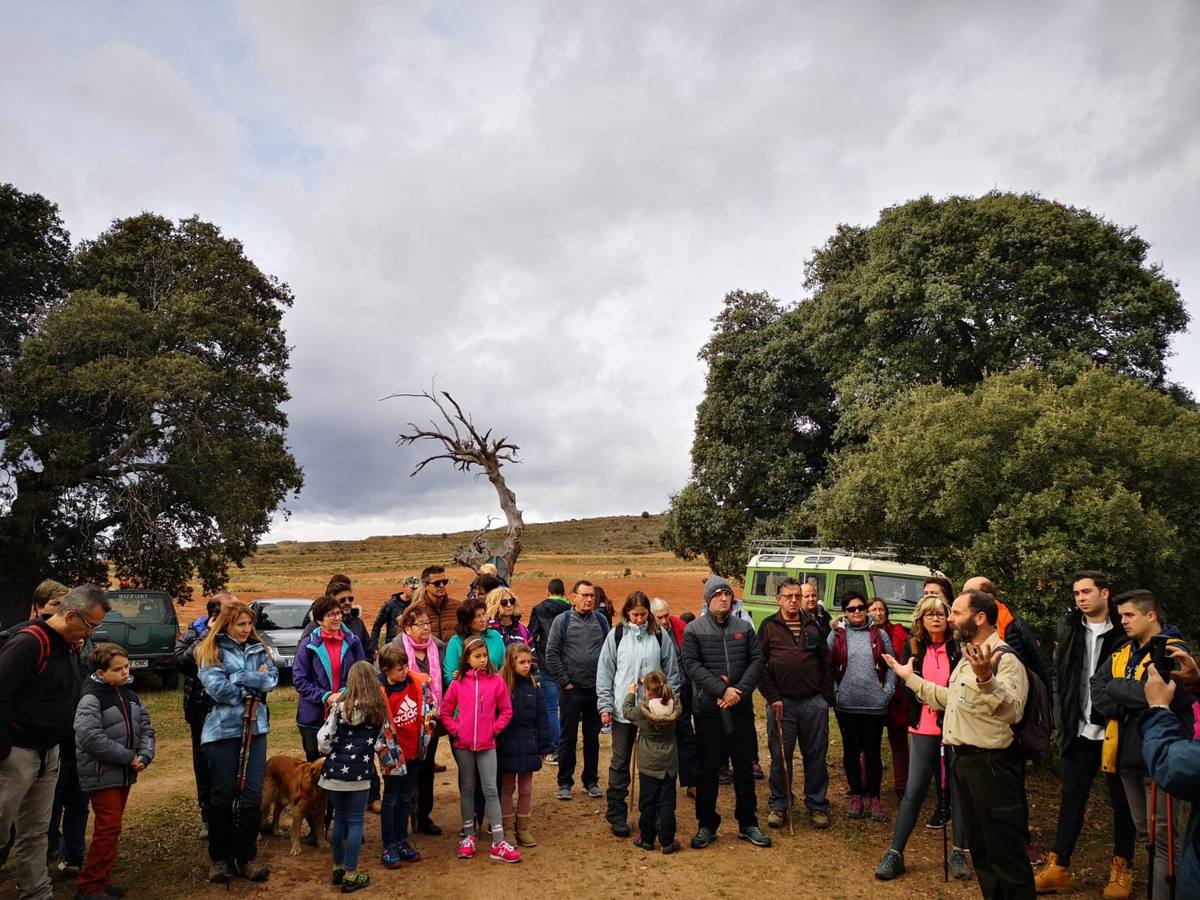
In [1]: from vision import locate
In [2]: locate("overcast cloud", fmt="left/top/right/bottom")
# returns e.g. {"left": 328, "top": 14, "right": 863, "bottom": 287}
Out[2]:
{"left": 2, "top": 1, "right": 1198, "bottom": 541}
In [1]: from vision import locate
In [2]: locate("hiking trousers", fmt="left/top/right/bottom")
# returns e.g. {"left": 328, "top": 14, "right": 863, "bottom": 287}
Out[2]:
{"left": 695, "top": 713, "right": 758, "bottom": 831}
{"left": 1051, "top": 736, "right": 1134, "bottom": 866}
{"left": 766, "top": 696, "right": 830, "bottom": 813}
{"left": 557, "top": 686, "right": 600, "bottom": 789}
{"left": 954, "top": 745, "right": 1035, "bottom": 899}
{"left": 0, "top": 745, "right": 59, "bottom": 900}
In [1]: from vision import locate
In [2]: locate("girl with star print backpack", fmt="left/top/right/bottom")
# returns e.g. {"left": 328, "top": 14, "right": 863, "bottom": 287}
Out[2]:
{"left": 318, "top": 661, "right": 389, "bottom": 893}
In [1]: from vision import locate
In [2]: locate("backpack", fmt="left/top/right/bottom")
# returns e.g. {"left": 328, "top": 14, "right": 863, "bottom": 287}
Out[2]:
{"left": 998, "top": 647, "right": 1052, "bottom": 762}
{"left": 0, "top": 624, "right": 52, "bottom": 674}
{"left": 555, "top": 608, "right": 610, "bottom": 645}
{"left": 613, "top": 625, "right": 663, "bottom": 651}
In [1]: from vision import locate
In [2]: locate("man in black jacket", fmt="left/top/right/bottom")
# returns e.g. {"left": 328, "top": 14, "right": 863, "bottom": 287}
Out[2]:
{"left": 370, "top": 578, "right": 417, "bottom": 648}
{"left": 681, "top": 575, "right": 770, "bottom": 849}
{"left": 1034, "top": 571, "right": 1136, "bottom": 896}
{"left": 0, "top": 584, "right": 110, "bottom": 900}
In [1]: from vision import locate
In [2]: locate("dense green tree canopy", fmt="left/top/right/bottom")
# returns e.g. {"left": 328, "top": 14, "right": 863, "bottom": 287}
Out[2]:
{"left": 664, "top": 192, "right": 1189, "bottom": 581}
{"left": 807, "top": 366, "right": 1200, "bottom": 637}
{"left": 0, "top": 185, "right": 303, "bottom": 624}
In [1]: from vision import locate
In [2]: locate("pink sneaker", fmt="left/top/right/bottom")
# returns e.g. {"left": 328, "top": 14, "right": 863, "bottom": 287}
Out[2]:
{"left": 457, "top": 835, "right": 476, "bottom": 859}
{"left": 847, "top": 795, "right": 864, "bottom": 819}
{"left": 489, "top": 840, "right": 522, "bottom": 864}
{"left": 870, "top": 798, "right": 886, "bottom": 822}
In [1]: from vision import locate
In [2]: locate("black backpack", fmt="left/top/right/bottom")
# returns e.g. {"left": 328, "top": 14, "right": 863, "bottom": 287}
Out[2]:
{"left": 613, "top": 624, "right": 663, "bottom": 650}
{"left": 999, "top": 647, "right": 1052, "bottom": 762}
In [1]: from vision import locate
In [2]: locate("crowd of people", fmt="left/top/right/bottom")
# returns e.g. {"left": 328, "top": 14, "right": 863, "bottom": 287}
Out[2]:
{"left": 1, "top": 567, "right": 1200, "bottom": 899}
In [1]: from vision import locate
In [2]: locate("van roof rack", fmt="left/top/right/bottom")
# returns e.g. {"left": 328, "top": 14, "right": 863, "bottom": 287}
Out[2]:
{"left": 748, "top": 539, "right": 903, "bottom": 563}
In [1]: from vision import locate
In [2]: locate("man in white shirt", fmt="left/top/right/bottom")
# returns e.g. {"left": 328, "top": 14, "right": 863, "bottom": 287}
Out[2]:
{"left": 1035, "top": 571, "right": 1136, "bottom": 897}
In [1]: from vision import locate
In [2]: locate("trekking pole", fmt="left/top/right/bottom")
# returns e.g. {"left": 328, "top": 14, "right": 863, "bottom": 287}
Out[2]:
{"left": 772, "top": 710, "right": 794, "bottom": 836}
{"left": 1148, "top": 782, "right": 1158, "bottom": 900}
{"left": 630, "top": 739, "right": 638, "bottom": 812}
{"left": 231, "top": 693, "right": 260, "bottom": 878}
{"left": 1165, "top": 791, "right": 1176, "bottom": 900}
{"left": 940, "top": 740, "right": 948, "bottom": 883}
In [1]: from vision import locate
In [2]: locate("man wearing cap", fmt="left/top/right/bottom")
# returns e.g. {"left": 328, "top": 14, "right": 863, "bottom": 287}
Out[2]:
{"left": 681, "top": 575, "right": 771, "bottom": 849}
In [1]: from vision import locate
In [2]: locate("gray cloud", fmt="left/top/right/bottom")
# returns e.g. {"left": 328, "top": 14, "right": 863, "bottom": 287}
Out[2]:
{"left": 2, "top": 1, "right": 1198, "bottom": 540}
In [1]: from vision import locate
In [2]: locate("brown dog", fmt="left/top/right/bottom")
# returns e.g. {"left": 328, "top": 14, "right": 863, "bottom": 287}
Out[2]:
{"left": 261, "top": 754, "right": 328, "bottom": 855}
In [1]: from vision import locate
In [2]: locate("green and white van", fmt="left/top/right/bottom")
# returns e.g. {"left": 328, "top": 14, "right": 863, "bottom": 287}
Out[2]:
{"left": 740, "top": 540, "right": 944, "bottom": 628}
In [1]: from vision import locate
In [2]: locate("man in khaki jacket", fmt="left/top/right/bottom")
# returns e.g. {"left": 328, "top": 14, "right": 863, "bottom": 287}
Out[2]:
{"left": 885, "top": 588, "right": 1033, "bottom": 900}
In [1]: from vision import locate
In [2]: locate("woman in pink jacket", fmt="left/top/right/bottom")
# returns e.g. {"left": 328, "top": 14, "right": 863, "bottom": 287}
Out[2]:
{"left": 442, "top": 636, "right": 518, "bottom": 863}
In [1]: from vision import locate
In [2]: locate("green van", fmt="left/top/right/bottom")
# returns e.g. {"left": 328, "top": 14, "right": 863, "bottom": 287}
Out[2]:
{"left": 739, "top": 540, "right": 944, "bottom": 629}
{"left": 94, "top": 589, "right": 180, "bottom": 689}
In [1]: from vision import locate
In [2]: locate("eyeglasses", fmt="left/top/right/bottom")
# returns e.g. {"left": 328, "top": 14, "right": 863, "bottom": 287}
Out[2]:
{"left": 577, "top": 592, "right": 595, "bottom": 599}
{"left": 324, "top": 609, "right": 344, "bottom": 619}
{"left": 499, "top": 598, "right": 515, "bottom": 607}
{"left": 409, "top": 620, "right": 431, "bottom": 630}
{"left": 844, "top": 605, "right": 867, "bottom": 613}
{"left": 923, "top": 611, "right": 948, "bottom": 619}
{"left": 79, "top": 612, "right": 107, "bottom": 631}
{"left": 431, "top": 579, "right": 449, "bottom": 587}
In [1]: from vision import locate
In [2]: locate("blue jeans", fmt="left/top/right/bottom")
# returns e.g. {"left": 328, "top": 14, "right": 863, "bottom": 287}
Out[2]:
{"left": 330, "top": 789, "right": 370, "bottom": 870}
{"left": 381, "top": 764, "right": 420, "bottom": 848}
{"left": 48, "top": 740, "right": 89, "bottom": 865}
{"left": 540, "top": 676, "right": 561, "bottom": 748}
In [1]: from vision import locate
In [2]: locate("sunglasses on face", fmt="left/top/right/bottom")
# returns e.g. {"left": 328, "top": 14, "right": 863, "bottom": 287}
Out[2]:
{"left": 431, "top": 579, "right": 449, "bottom": 587}
{"left": 844, "top": 605, "right": 866, "bottom": 613}
{"left": 499, "top": 598, "right": 515, "bottom": 607}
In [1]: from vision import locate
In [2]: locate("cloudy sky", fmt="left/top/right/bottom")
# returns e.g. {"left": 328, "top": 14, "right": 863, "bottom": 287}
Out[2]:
{"left": 3, "top": 2, "right": 1198, "bottom": 541}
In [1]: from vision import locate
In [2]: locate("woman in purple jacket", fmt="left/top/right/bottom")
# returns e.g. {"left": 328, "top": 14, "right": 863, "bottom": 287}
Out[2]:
{"left": 292, "top": 594, "right": 366, "bottom": 762}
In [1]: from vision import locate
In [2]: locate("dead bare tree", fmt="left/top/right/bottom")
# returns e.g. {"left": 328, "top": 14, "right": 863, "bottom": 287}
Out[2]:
{"left": 389, "top": 388, "right": 524, "bottom": 578}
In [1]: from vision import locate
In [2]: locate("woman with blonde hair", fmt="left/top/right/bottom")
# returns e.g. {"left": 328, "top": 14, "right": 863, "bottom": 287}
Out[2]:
{"left": 196, "top": 602, "right": 278, "bottom": 883}
{"left": 486, "top": 588, "right": 531, "bottom": 650}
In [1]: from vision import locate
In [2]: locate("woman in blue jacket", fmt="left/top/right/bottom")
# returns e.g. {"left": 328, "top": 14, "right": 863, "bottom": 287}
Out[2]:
{"left": 196, "top": 601, "right": 278, "bottom": 884}
{"left": 292, "top": 594, "right": 366, "bottom": 761}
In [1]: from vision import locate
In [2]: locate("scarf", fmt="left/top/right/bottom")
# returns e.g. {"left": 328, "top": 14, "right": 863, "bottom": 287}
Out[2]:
{"left": 403, "top": 632, "right": 443, "bottom": 707}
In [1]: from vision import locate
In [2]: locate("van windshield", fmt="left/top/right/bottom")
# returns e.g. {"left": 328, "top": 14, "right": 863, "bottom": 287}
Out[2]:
{"left": 105, "top": 595, "right": 172, "bottom": 625}
{"left": 256, "top": 604, "right": 311, "bottom": 630}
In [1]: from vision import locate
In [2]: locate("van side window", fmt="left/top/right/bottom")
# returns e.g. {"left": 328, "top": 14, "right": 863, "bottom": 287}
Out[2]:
{"left": 753, "top": 570, "right": 790, "bottom": 597}
{"left": 834, "top": 574, "right": 868, "bottom": 608}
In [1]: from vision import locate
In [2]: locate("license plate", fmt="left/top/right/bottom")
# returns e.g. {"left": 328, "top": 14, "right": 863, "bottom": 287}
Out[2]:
{"left": 130, "top": 659, "right": 149, "bottom": 669}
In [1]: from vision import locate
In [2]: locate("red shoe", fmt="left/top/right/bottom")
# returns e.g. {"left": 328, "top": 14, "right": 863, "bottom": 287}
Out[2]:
{"left": 489, "top": 840, "right": 521, "bottom": 864}
{"left": 457, "top": 835, "right": 476, "bottom": 859}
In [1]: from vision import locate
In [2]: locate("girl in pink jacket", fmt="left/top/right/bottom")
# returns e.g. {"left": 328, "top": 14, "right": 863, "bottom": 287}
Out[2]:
{"left": 442, "top": 636, "right": 518, "bottom": 863}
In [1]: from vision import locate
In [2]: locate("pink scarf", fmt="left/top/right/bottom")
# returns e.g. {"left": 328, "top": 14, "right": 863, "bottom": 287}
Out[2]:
{"left": 403, "top": 633, "right": 443, "bottom": 708}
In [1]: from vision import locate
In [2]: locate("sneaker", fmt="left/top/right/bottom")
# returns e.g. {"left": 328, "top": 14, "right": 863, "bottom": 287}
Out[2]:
{"left": 207, "top": 861, "right": 231, "bottom": 884}
{"left": 585, "top": 783, "right": 603, "bottom": 798}
{"left": 397, "top": 840, "right": 422, "bottom": 863}
{"left": 611, "top": 822, "right": 631, "bottom": 838}
{"left": 752, "top": 761, "right": 765, "bottom": 780}
{"left": 690, "top": 827, "right": 717, "bottom": 849}
{"left": 381, "top": 844, "right": 402, "bottom": 869}
{"left": 767, "top": 810, "right": 787, "bottom": 829}
{"left": 236, "top": 860, "right": 270, "bottom": 882}
{"left": 458, "top": 835, "right": 477, "bottom": 859}
{"left": 870, "top": 798, "right": 887, "bottom": 822}
{"left": 926, "top": 806, "right": 948, "bottom": 829}
{"left": 874, "top": 849, "right": 905, "bottom": 881}
{"left": 738, "top": 825, "right": 772, "bottom": 848}
{"left": 660, "top": 840, "right": 682, "bottom": 855}
{"left": 632, "top": 834, "right": 656, "bottom": 851}
{"left": 340, "top": 872, "right": 370, "bottom": 894}
{"left": 809, "top": 809, "right": 831, "bottom": 829}
{"left": 556, "top": 785, "right": 572, "bottom": 801}
{"left": 415, "top": 819, "right": 442, "bottom": 836}
{"left": 846, "top": 795, "right": 864, "bottom": 819}
{"left": 544, "top": 753, "right": 559, "bottom": 765}
{"left": 489, "top": 840, "right": 522, "bottom": 863}
{"left": 331, "top": 866, "right": 345, "bottom": 885}
{"left": 950, "top": 849, "right": 971, "bottom": 881}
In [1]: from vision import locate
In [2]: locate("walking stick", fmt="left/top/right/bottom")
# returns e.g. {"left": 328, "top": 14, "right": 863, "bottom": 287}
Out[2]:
{"left": 630, "top": 739, "right": 638, "bottom": 812}
{"left": 772, "top": 709, "right": 794, "bottom": 836}
{"left": 1148, "top": 782, "right": 1158, "bottom": 900}
{"left": 232, "top": 693, "right": 261, "bottom": 871}
{"left": 1165, "top": 791, "right": 1176, "bottom": 900}
{"left": 940, "top": 740, "right": 948, "bottom": 883}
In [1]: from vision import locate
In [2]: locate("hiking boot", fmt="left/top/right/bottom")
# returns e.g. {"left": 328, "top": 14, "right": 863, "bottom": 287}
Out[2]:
{"left": 767, "top": 809, "right": 786, "bottom": 829}
{"left": 515, "top": 814, "right": 537, "bottom": 847}
{"left": 1034, "top": 852, "right": 1072, "bottom": 893}
{"left": 236, "top": 860, "right": 270, "bottom": 882}
{"left": 611, "top": 822, "right": 631, "bottom": 838}
{"left": 340, "top": 872, "right": 369, "bottom": 894}
{"left": 397, "top": 840, "right": 421, "bottom": 863}
{"left": 846, "top": 795, "right": 864, "bottom": 819}
{"left": 870, "top": 798, "right": 887, "bottom": 822}
{"left": 1102, "top": 856, "right": 1132, "bottom": 899}
{"left": 738, "top": 825, "right": 772, "bottom": 848}
{"left": 556, "top": 785, "right": 572, "bottom": 800}
{"left": 752, "top": 761, "right": 765, "bottom": 780}
{"left": 690, "top": 827, "right": 717, "bottom": 849}
{"left": 874, "top": 849, "right": 905, "bottom": 881}
{"left": 585, "top": 783, "right": 603, "bottom": 798}
{"left": 381, "top": 843, "right": 402, "bottom": 869}
{"left": 950, "top": 848, "right": 971, "bottom": 880}
{"left": 489, "top": 840, "right": 521, "bottom": 863}
{"left": 926, "top": 805, "right": 948, "bottom": 829}
{"left": 207, "top": 861, "right": 232, "bottom": 883}
{"left": 632, "top": 834, "right": 656, "bottom": 851}
{"left": 809, "top": 809, "right": 831, "bottom": 829}
{"left": 458, "top": 835, "right": 477, "bottom": 859}
{"left": 415, "top": 819, "right": 442, "bottom": 836}
{"left": 502, "top": 814, "right": 516, "bottom": 845}
{"left": 661, "top": 840, "right": 682, "bottom": 855}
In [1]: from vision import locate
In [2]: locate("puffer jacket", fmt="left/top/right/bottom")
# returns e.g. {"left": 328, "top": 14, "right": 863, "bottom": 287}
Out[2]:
{"left": 680, "top": 610, "right": 763, "bottom": 719}
{"left": 1053, "top": 605, "right": 1125, "bottom": 754}
{"left": 197, "top": 633, "right": 278, "bottom": 744}
{"left": 596, "top": 622, "right": 682, "bottom": 724}
{"left": 443, "top": 629, "right": 506, "bottom": 683}
{"left": 442, "top": 668, "right": 513, "bottom": 752}
{"left": 74, "top": 675, "right": 156, "bottom": 792}
{"left": 293, "top": 625, "right": 365, "bottom": 727}
{"left": 622, "top": 693, "right": 682, "bottom": 778}
{"left": 496, "top": 675, "right": 552, "bottom": 774}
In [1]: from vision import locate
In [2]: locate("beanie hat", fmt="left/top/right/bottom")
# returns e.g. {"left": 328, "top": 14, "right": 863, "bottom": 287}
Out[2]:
{"left": 703, "top": 574, "right": 734, "bottom": 607}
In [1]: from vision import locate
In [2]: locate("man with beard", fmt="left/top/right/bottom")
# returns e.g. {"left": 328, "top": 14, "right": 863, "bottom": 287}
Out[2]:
{"left": 884, "top": 588, "right": 1034, "bottom": 899}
